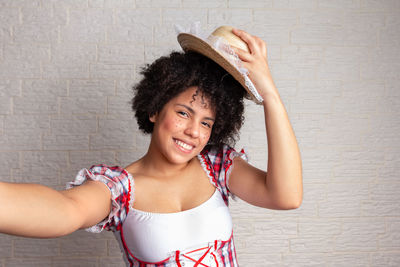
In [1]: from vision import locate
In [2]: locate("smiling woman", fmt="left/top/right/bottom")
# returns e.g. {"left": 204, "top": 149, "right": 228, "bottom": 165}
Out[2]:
{"left": 132, "top": 51, "right": 246, "bottom": 147}
{"left": 148, "top": 87, "right": 215, "bottom": 165}
{"left": 0, "top": 26, "right": 302, "bottom": 267}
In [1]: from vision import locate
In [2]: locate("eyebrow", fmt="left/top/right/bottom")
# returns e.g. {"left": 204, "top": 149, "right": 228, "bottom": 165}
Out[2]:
{"left": 176, "top": 104, "right": 215, "bottom": 121}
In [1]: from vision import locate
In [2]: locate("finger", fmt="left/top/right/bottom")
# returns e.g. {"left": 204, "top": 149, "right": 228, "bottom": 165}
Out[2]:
{"left": 232, "top": 28, "right": 259, "bottom": 55}
{"left": 236, "top": 58, "right": 251, "bottom": 71}
{"left": 253, "top": 36, "right": 268, "bottom": 58}
{"left": 230, "top": 45, "right": 253, "bottom": 62}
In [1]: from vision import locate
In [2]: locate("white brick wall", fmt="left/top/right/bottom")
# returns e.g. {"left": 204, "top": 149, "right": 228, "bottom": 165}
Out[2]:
{"left": 0, "top": 0, "right": 399, "bottom": 266}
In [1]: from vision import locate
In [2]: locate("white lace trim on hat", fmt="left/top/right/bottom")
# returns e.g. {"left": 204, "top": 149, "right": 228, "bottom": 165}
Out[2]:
{"left": 175, "top": 22, "right": 264, "bottom": 104}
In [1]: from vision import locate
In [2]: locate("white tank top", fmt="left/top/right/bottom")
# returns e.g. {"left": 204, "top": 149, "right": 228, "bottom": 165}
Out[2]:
{"left": 121, "top": 188, "right": 233, "bottom": 263}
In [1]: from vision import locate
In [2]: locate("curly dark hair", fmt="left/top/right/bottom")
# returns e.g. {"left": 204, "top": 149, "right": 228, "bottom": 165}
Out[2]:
{"left": 131, "top": 51, "right": 246, "bottom": 146}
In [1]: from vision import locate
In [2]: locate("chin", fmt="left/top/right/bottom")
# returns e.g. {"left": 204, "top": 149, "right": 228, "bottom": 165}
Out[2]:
{"left": 166, "top": 148, "right": 200, "bottom": 165}
{"left": 171, "top": 149, "right": 198, "bottom": 162}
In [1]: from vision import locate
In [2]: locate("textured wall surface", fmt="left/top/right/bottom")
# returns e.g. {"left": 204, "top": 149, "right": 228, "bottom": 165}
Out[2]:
{"left": 1, "top": 0, "right": 399, "bottom": 266}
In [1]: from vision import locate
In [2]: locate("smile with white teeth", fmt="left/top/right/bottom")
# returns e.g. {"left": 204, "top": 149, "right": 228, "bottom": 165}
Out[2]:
{"left": 174, "top": 139, "right": 194, "bottom": 151}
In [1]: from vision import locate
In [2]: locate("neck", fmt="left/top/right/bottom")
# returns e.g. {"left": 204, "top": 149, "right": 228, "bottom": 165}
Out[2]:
{"left": 140, "top": 139, "right": 193, "bottom": 178}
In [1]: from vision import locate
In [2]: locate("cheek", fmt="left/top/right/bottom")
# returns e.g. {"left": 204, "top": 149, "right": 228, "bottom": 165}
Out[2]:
{"left": 201, "top": 130, "right": 211, "bottom": 142}
{"left": 161, "top": 117, "right": 184, "bottom": 132}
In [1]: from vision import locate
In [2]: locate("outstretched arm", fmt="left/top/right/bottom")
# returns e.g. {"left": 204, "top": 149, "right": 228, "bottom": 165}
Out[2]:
{"left": 228, "top": 28, "right": 303, "bottom": 210}
{"left": 0, "top": 180, "right": 111, "bottom": 238}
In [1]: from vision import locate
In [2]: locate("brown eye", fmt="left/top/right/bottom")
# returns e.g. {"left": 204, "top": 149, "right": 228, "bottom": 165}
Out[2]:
{"left": 177, "top": 111, "right": 188, "bottom": 117}
{"left": 202, "top": 121, "right": 212, "bottom": 128}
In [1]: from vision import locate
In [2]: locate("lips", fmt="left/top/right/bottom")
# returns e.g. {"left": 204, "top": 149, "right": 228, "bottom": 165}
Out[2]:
{"left": 174, "top": 138, "right": 194, "bottom": 152}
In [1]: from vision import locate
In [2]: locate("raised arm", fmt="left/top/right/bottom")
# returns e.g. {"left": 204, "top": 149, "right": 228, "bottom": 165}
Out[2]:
{"left": 0, "top": 180, "right": 111, "bottom": 238}
{"left": 228, "top": 28, "right": 303, "bottom": 210}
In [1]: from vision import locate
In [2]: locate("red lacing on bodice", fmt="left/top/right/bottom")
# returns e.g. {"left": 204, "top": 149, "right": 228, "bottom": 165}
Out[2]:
{"left": 120, "top": 226, "right": 232, "bottom": 266}
{"left": 175, "top": 241, "right": 219, "bottom": 267}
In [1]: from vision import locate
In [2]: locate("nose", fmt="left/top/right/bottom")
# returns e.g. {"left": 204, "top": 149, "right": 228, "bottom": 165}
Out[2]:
{"left": 184, "top": 120, "right": 200, "bottom": 138}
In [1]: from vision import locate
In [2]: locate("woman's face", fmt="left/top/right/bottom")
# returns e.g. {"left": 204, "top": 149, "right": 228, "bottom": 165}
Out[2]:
{"left": 150, "top": 86, "right": 215, "bottom": 165}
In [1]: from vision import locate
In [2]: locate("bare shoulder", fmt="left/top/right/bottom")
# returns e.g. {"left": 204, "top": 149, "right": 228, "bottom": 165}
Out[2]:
{"left": 124, "top": 158, "right": 144, "bottom": 177}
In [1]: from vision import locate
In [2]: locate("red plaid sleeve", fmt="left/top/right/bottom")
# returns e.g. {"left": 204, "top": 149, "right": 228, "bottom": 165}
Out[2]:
{"left": 67, "top": 164, "right": 134, "bottom": 233}
{"left": 199, "top": 144, "right": 248, "bottom": 206}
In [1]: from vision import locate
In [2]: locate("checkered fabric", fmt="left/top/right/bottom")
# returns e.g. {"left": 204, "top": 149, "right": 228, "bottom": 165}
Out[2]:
{"left": 67, "top": 165, "right": 134, "bottom": 233}
{"left": 198, "top": 144, "right": 248, "bottom": 206}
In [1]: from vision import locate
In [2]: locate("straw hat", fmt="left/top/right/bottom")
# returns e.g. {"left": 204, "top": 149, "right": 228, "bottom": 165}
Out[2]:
{"left": 177, "top": 25, "right": 264, "bottom": 104}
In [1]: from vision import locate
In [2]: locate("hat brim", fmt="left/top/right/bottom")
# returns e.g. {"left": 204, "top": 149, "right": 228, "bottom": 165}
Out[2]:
{"left": 177, "top": 33, "right": 262, "bottom": 104}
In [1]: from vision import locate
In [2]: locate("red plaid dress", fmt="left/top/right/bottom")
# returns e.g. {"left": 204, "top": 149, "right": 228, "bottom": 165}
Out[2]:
{"left": 67, "top": 144, "right": 247, "bottom": 267}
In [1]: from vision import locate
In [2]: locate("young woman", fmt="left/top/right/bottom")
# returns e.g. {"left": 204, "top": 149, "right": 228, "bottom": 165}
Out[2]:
{"left": 0, "top": 28, "right": 302, "bottom": 266}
